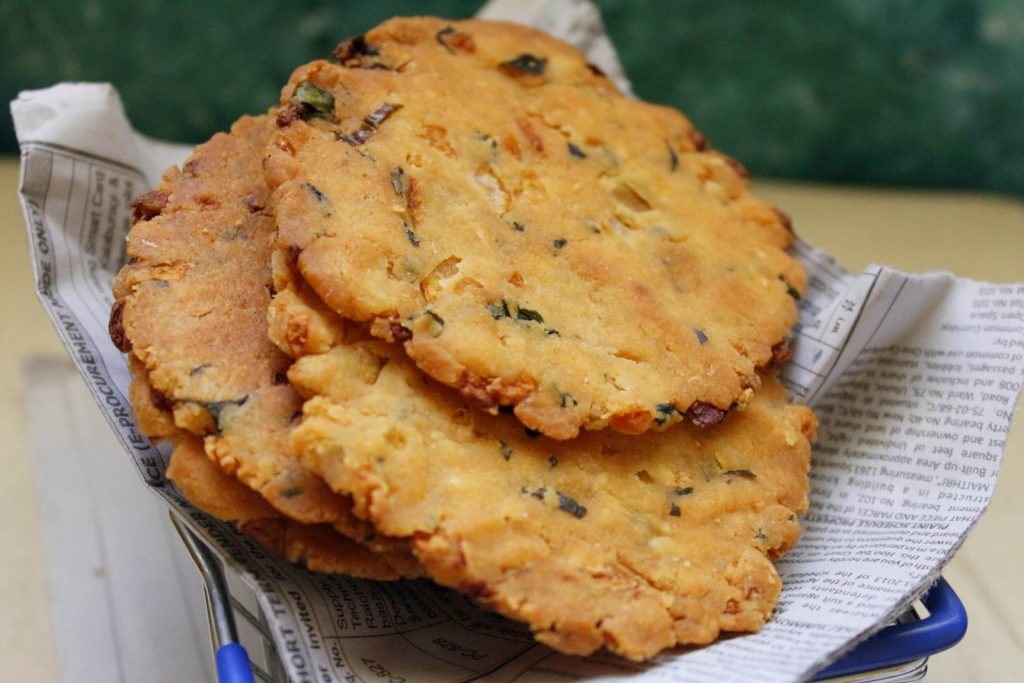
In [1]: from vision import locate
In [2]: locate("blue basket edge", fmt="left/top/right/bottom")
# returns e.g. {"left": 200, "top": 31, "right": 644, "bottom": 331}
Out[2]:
{"left": 812, "top": 576, "right": 968, "bottom": 680}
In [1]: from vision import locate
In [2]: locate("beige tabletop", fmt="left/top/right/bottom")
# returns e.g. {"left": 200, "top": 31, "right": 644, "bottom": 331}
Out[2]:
{"left": 1, "top": 157, "right": 1021, "bottom": 680}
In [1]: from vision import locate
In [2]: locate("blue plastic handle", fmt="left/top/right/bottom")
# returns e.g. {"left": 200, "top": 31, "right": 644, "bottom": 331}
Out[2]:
{"left": 813, "top": 577, "right": 968, "bottom": 680}
{"left": 216, "top": 642, "right": 256, "bottom": 683}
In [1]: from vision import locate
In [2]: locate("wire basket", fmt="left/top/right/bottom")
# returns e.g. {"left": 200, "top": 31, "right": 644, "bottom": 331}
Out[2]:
{"left": 171, "top": 515, "right": 967, "bottom": 683}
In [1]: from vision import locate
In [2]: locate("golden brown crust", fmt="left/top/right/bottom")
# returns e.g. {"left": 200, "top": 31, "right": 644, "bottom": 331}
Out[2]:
{"left": 110, "top": 16, "right": 816, "bottom": 654}
{"left": 289, "top": 336, "right": 815, "bottom": 660}
{"left": 167, "top": 438, "right": 405, "bottom": 578}
{"left": 111, "top": 113, "right": 420, "bottom": 575}
{"left": 127, "top": 355, "right": 181, "bottom": 441}
{"left": 266, "top": 17, "right": 803, "bottom": 440}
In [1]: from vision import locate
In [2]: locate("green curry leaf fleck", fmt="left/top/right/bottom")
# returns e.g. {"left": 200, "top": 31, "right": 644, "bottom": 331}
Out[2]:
{"left": 515, "top": 307, "right": 544, "bottom": 324}
{"left": 487, "top": 299, "right": 511, "bottom": 320}
{"left": 501, "top": 53, "right": 546, "bottom": 76}
{"left": 293, "top": 82, "right": 335, "bottom": 119}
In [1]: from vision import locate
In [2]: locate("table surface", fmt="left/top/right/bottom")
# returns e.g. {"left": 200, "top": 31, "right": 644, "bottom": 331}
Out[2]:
{"left": 1, "top": 156, "right": 1021, "bottom": 681}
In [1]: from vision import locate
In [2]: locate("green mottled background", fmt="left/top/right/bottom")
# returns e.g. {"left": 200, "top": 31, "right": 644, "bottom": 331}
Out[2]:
{"left": 3, "top": 0, "right": 1022, "bottom": 194}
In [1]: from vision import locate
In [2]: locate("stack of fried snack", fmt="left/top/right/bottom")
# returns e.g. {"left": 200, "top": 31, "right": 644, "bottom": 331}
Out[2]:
{"left": 109, "top": 17, "right": 816, "bottom": 661}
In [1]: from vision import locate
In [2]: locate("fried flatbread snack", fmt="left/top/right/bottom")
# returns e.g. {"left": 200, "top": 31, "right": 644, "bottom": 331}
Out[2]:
{"left": 288, "top": 336, "right": 815, "bottom": 660}
{"left": 167, "top": 437, "right": 405, "bottom": 578}
{"left": 111, "top": 113, "right": 419, "bottom": 577}
{"left": 131, "top": 364, "right": 419, "bottom": 579}
{"left": 265, "top": 17, "right": 803, "bottom": 439}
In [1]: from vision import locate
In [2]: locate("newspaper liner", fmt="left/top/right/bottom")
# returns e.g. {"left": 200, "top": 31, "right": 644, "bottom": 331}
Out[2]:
{"left": 11, "top": 2, "right": 1024, "bottom": 681}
